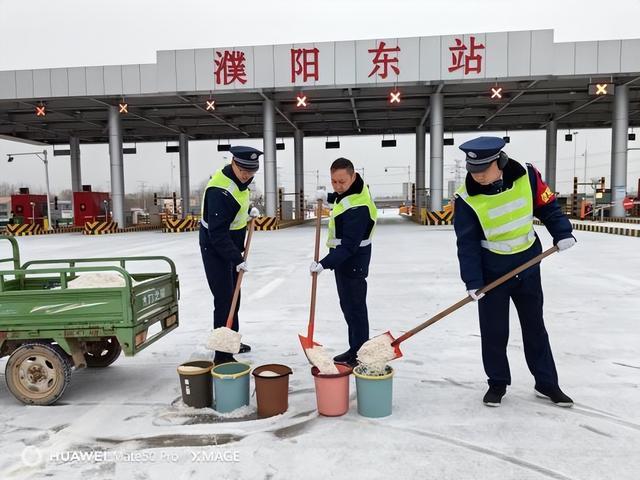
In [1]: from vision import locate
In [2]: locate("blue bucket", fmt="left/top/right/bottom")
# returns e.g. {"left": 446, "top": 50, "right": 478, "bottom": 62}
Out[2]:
{"left": 353, "top": 365, "right": 394, "bottom": 418}
{"left": 211, "top": 362, "right": 251, "bottom": 413}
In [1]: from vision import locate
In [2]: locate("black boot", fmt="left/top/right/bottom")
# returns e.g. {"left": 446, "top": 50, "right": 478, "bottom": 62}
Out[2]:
{"left": 483, "top": 385, "right": 506, "bottom": 407}
{"left": 214, "top": 351, "right": 237, "bottom": 366}
{"left": 238, "top": 343, "right": 251, "bottom": 354}
{"left": 333, "top": 350, "right": 355, "bottom": 365}
{"left": 535, "top": 385, "right": 574, "bottom": 407}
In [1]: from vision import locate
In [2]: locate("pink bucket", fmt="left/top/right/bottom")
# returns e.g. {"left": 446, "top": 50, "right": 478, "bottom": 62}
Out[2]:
{"left": 311, "top": 364, "right": 352, "bottom": 416}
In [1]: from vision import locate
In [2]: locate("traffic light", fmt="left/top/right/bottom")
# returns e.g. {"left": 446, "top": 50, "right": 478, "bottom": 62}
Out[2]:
{"left": 54, "top": 196, "right": 58, "bottom": 210}
{"left": 153, "top": 193, "right": 158, "bottom": 206}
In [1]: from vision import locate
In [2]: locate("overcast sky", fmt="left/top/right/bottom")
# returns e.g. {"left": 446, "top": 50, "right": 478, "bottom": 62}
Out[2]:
{"left": 1, "top": 0, "right": 640, "bottom": 198}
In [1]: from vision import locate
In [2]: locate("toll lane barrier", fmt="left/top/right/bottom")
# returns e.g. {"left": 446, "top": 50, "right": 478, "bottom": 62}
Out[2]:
{"left": 254, "top": 216, "right": 279, "bottom": 231}
{"left": 534, "top": 219, "right": 640, "bottom": 238}
{"left": 163, "top": 217, "right": 199, "bottom": 233}
{"left": 83, "top": 221, "right": 118, "bottom": 235}
{"left": 601, "top": 216, "right": 640, "bottom": 224}
{"left": 422, "top": 209, "right": 454, "bottom": 226}
{"left": 4, "top": 224, "right": 84, "bottom": 236}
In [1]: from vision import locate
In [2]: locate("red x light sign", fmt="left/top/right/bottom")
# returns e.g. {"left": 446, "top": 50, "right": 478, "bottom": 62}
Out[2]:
{"left": 206, "top": 99, "right": 216, "bottom": 111}
{"left": 296, "top": 94, "right": 308, "bottom": 108}
{"left": 588, "top": 83, "right": 615, "bottom": 96}
{"left": 119, "top": 103, "right": 128, "bottom": 114}
{"left": 389, "top": 90, "right": 401, "bottom": 104}
{"left": 490, "top": 87, "right": 503, "bottom": 99}
{"left": 35, "top": 105, "right": 46, "bottom": 117}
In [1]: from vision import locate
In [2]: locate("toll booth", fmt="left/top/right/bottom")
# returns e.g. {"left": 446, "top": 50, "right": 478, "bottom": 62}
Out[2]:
{"left": 11, "top": 190, "right": 47, "bottom": 226}
{"left": 73, "top": 191, "right": 110, "bottom": 226}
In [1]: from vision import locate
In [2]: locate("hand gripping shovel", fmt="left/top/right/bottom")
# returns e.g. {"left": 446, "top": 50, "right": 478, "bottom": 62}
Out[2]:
{"left": 206, "top": 217, "right": 256, "bottom": 354}
{"left": 299, "top": 200, "right": 339, "bottom": 374}
{"left": 359, "top": 246, "right": 560, "bottom": 365}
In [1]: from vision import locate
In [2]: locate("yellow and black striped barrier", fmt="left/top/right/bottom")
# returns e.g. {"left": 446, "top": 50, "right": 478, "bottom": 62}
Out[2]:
{"left": 570, "top": 222, "right": 640, "bottom": 238}
{"left": 5, "top": 224, "right": 43, "bottom": 236}
{"left": 163, "top": 217, "right": 198, "bottom": 233}
{"left": 422, "top": 210, "right": 454, "bottom": 226}
{"left": 534, "top": 219, "right": 639, "bottom": 238}
{"left": 120, "top": 224, "right": 163, "bottom": 233}
{"left": 254, "top": 216, "right": 279, "bottom": 231}
{"left": 83, "top": 221, "right": 118, "bottom": 235}
{"left": 601, "top": 216, "right": 640, "bottom": 224}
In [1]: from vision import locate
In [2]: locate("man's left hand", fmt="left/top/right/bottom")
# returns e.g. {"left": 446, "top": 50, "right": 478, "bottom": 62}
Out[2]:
{"left": 309, "top": 261, "right": 324, "bottom": 275}
{"left": 249, "top": 207, "right": 260, "bottom": 218}
{"left": 557, "top": 237, "right": 576, "bottom": 252}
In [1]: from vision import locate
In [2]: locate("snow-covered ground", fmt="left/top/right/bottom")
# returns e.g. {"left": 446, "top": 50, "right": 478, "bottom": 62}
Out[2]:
{"left": 1, "top": 212, "right": 639, "bottom": 480}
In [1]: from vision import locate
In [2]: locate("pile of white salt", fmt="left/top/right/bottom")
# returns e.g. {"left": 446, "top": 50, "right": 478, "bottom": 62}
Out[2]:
{"left": 305, "top": 346, "right": 339, "bottom": 375}
{"left": 356, "top": 335, "right": 396, "bottom": 374}
{"left": 205, "top": 327, "right": 241, "bottom": 354}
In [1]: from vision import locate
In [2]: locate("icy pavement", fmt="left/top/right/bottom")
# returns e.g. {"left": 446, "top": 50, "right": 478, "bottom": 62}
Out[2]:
{"left": 1, "top": 212, "right": 639, "bottom": 480}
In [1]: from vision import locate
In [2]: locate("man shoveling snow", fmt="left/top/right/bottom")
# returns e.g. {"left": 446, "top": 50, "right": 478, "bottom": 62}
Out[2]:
{"left": 200, "top": 145, "right": 262, "bottom": 364}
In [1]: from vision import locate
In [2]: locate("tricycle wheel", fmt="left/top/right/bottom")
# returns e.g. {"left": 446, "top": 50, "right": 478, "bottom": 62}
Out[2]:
{"left": 5, "top": 342, "right": 72, "bottom": 405}
{"left": 83, "top": 337, "right": 122, "bottom": 368}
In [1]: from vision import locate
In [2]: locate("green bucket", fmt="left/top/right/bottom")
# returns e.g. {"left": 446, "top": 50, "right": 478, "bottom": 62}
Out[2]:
{"left": 211, "top": 362, "right": 251, "bottom": 413}
{"left": 353, "top": 365, "right": 394, "bottom": 418}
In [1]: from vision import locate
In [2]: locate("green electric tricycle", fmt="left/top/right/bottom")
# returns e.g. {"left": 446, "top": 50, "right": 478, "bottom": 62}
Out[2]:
{"left": 0, "top": 235, "right": 180, "bottom": 405}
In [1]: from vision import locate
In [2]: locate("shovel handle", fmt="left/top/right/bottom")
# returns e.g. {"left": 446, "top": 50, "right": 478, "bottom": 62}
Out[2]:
{"left": 225, "top": 218, "right": 255, "bottom": 329}
{"left": 307, "top": 200, "right": 323, "bottom": 340}
{"left": 391, "top": 245, "right": 559, "bottom": 346}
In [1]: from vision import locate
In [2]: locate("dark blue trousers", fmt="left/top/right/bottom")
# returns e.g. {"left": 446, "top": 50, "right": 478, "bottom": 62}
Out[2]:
{"left": 200, "top": 245, "right": 240, "bottom": 330}
{"left": 334, "top": 270, "right": 369, "bottom": 354}
{"left": 478, "top": 265, "right": 559, "bottom": 388}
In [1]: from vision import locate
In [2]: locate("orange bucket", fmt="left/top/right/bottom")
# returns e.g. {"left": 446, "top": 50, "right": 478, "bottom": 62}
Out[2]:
{"left": 311, "top": 364, "right": 352, "bottom": 416}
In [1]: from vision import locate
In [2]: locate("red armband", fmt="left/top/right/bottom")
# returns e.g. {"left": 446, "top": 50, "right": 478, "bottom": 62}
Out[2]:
{"left": 531, "top": 165, "right": 556, "bottom": 207}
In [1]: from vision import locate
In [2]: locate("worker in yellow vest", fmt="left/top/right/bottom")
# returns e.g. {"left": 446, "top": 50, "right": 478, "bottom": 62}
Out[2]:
{"left": 454, "top": 136, "right": 576, "bottom": 407}
{"left": 200, "top": 146, "right": 261, "bottom": 365}
{"left": 311, "top": 158, "right": 377, "bottom": 367}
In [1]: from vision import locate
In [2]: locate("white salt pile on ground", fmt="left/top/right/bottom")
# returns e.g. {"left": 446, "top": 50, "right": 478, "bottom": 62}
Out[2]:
{"left": 256, "top": 370, "right": 280, "bottom": 377}
{"left": 305, "top": 346, "right": 340, "bottom": 374}
{"left": 66, "top": 272, "right": 129, "bottom": 289}
{"left": 205, "top": 326, "right": 241, "bottom": 353}
{"left": 357, "top": 335, "right": 396, "bottom": 374}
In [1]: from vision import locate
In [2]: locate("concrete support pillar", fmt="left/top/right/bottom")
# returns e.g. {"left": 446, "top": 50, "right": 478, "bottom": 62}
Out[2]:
{"left": 108, "top": 106, "right": 125, "bottom": 226}
{"left": 429, "top": 92, "right": 444, "bottom": 211}
{"left": 611, "top": 84, "right": 629, "bottom": 217}
{"left": 263, "top": 98, "right": 277, "bottom": 217}
{"left": 415, "top": 125, "right": 426, "bottom": 214}
{"left": 70, "top": 136, "right": 82, "bottom": 192}
{"left": 294, "top": 129, "right": 304, "bottom": 220}
{"left": 545, "top": 120, "right": 558, "bottom": 192}
{"left": 179, "top": 133, "right": 190, "bottom": 218}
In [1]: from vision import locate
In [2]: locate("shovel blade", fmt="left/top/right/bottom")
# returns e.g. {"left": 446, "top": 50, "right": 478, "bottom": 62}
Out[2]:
{"left": 299, "top": 334, "right": 322, "bottom": 350}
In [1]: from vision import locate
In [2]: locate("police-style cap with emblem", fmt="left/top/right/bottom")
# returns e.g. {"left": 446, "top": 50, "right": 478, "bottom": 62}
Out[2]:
{"left": 459, "top": 136, "right": 506, "bottom": 173}
{"left": 230, "top": 146, "right": 263, "bottom": 171}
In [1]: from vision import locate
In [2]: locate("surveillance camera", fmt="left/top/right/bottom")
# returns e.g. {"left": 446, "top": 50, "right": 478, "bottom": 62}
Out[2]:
{"left": 7, "top": 156, "right": 13, "bottom": 162}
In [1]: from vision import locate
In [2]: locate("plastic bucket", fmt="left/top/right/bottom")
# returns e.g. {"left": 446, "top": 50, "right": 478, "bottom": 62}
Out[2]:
{"left": 311, "top": 364, "right": 352, "bottom": 417}
{"left": 353, "top": 365, "right": 394, "bottom": 418}
{"left": 252, "top": 364, "right": 293, "bottom": 418}
{"left": 211, "top": 362, "right": 251, "bottom": 413}
{"left": 177, "top": 361, "right": 213, "bottom": 408}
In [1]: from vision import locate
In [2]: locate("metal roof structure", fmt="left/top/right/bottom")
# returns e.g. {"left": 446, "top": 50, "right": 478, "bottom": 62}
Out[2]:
{"left": 1, "top": 29, "right": 639, "bottom": 145}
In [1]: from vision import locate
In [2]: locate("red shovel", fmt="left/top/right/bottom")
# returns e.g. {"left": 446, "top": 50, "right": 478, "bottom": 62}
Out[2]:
{"left": 373, "top": 245, "right": 560, "bottom": 361}
{"left": 299, "top": 199, "right": 324, "bottom": 356}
